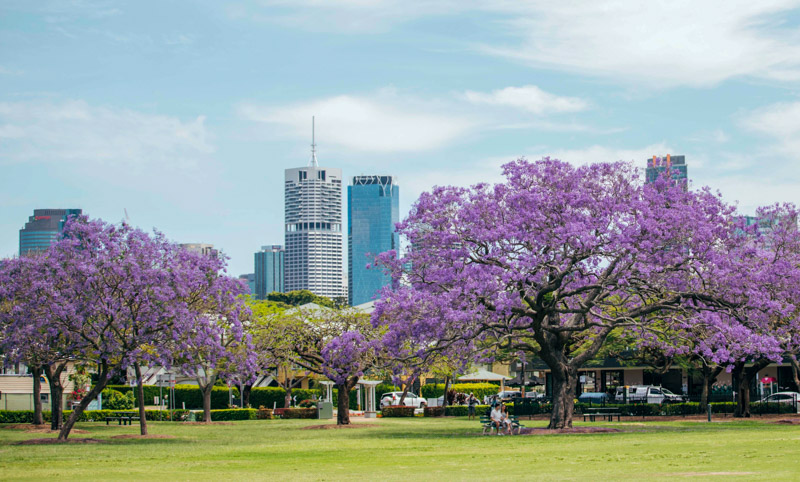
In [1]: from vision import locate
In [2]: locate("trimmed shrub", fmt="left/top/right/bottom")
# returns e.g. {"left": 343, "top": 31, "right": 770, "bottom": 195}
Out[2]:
{"left": 209, "top": 409, "right": 258, "bottom": 421}
{"left": 382, "top": 405, "right": 415, "bottom": 417}
{"left": 281, "top": 408, "right": 317, "bottom": 419}
{"left": 105, "top": 384, "right": 237, "bottom": 409}
{"left": 423, "top": 406, "right": 444, "bottom": 417}
{"left": 445, "top": 404, "right": 495, "bottom": 416}
{"left": 257, "top": 406, "right": 273, "bottom": 420}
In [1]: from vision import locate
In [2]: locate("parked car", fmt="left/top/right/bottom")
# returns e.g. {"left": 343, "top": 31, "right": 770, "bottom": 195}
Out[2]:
{"left": 484, "top": 391, "right": 521, "bottom": 404}
{"left": 614, "top": 385, "right": 684, "bottom": 404}
{"left": 578, "top": 392, "right": 610, "bottom": 404}
{"left": 380, "top": 391, "right": 427, "bottom": 408}
{"left": 759, "top": 392, "right": 800, "bottom": 412}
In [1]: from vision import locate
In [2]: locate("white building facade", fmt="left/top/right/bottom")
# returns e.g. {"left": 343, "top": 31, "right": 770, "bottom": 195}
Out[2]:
{"left": 284, "top": 165, "right": 344, "bottom": 299}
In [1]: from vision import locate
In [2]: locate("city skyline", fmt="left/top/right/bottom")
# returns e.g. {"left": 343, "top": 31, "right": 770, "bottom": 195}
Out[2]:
{"left": 2, "top": 2, "right": 799, "bottom": 277}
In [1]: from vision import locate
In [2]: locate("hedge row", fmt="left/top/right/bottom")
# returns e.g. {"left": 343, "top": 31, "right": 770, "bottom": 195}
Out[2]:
{"left": 207, "top": 409, "right": 258, "bottom": 421}
{"left": 420, "top": 383, "right": 499, "bottom": 400}
{"left": 106, "top": 384, "right": 238, "bottom": 410}
{"left": 105, "top": 383, "right": 401, "bottom": 411}
{"left": 0, "top": 409, "right": 271, "bottom": 424}
{"left": 382, "top": 406, "right": 416, "bottom": 417}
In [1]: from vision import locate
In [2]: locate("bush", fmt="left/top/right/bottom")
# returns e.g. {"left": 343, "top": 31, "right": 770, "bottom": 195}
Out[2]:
{"left": 444, "top": 404, "right": 494, "bottom": 416}
{"left": 281, "top": 408, "right": 317, "bottom": 419}
{"left": 382, "top": 405, "right": 416, "bottom": 417}
{"left": 249, "top": 387, "right": 324, "bottom": 409}
{"left": 102, "top": 389, "right": 135, "bottom": 410}
{"left": 298, "top": 399, "right": 317, "bottom": 408}
{"left": 257, "top": 406, "right": 273, "bottom": 420}
{"left": 209, "top": 409, "right": 258, "bottom": 421}
{"left": 423, "top": 406, "right": 444, "bottom": 417}
{"left": 105, "top": 384, "right": 238, "bottom": 410}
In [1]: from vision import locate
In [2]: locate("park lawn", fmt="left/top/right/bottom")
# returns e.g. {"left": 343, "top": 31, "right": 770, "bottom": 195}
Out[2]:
{"left": 0, "top": 417, "right": 798, "bottom": 480}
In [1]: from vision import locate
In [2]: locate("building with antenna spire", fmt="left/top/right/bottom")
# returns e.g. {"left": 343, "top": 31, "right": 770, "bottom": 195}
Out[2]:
{"left": 283, "top": 117, "right": 345, "bottom": 301}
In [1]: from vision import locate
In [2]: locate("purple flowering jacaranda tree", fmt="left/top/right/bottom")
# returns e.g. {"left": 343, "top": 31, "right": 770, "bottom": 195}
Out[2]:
{"left": 0, "top": 254, "right": 84, "bottom": 428}
{"left": 31, "top": 218, "right": 249, "bottom": 439}
{"left": 374, "top": 158, "right": 750, "bottom": 429}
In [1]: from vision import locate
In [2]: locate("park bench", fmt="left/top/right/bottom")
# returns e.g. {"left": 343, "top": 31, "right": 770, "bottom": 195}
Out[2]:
{"left": 582, "top": 407, "right": 620, "bottom": 422}
{"left": 480, "top": 415, "right": 525, "bottom": 435}
{"left": 105, "top": 412, "right": 140, "bottom": 425}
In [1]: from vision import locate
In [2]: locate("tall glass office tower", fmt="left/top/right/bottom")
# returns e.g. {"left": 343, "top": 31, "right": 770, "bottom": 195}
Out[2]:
{"left": 254, "top": 245, "right": 284, "bottom": 299}
{"left": 284, "top": 119, "right": 344, "bottom": 300}
{"left": 348, "top": 175, "right": 399, "bottom": 306}
{"left": 19, "top": 208, "right": 83, "bottom": 256}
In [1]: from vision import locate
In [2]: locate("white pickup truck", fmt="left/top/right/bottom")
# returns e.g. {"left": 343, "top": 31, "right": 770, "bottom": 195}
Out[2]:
{"left": 615, "top": 385, "right": 684, "bottom": 404}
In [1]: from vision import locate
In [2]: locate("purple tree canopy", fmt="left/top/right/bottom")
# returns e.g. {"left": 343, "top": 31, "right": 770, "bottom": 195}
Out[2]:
{"left": 372, "top": 158, "right": 780, "bottom": 375}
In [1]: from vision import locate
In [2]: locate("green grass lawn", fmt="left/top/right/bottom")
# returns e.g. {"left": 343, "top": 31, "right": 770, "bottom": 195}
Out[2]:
{"left": 1, "top": 417, "right": 799, "bottom": 480}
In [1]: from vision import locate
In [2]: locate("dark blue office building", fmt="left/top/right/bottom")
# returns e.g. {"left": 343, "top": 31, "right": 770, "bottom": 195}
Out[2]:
{"left": 348, "top": 175, "right": 399, "bottom": 306}
{"left": 19, "top": 208, "right": 83, "bottom": 256}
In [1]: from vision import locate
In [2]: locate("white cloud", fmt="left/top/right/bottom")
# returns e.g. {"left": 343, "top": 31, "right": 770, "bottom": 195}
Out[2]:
{"left": 238, "top": 91, "right": 475, "bottom": 152}
{"left": 0, "top": 99, "right": 213, "bottom": 169}
{"left": 463, "top": 85, "right": 588, "bottom": 115}
{"left": 739, "top": 101, "right": 800, "bottom": 156}
{"left": 535, "top": 143, "right": 675, "bottom": 167}
{"left": 245, "top": 0, "right": 800, "bottom": 87}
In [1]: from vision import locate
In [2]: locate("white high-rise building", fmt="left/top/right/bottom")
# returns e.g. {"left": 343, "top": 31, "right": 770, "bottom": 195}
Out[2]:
{"left": 284, "top": 118, "right": 345, "bottom": 300}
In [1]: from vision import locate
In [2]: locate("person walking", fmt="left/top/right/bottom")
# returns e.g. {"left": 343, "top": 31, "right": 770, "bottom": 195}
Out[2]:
{"left": 468, "top": 393, "right": 478, "bottom": 420}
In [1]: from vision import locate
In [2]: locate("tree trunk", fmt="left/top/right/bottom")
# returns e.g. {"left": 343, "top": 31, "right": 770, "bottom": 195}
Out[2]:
{"left": 58, "top": 362, "right": 109, "bottom": 441}
{"left": 242, "top": 383, "right": 252, "bottom": 408}
{"left": 548, "top": 363, "right": 577, "bottom": 429}
{"left": 44, "top": 362, "right": 66, "bottom": 431}
{"left": 791, "top": 357, "right": 800, "bottom": 392}
{"left": 733, "top": 359, "right": 770, "bottom": 418}
{"left": 284, "top": 384, "right": 293, "bottom": 408}
{"left": 336, "top": 377, "right": 358, "bottom": 425}
{"left": 134, "top": 363, "right": 148, "bottom": 436}
{"left": 699, "top": 364, "right": 722, "bottom": 411}
{"left": 398, "top": 374, "right": 416, "bottom": 406}
{"left": 31, "top": 365, "right": 43, "bottom": 425}
{"left": 201, "top": 384, "right": 213, "bottom": 422}
{"left": 441, "top": 376, "right": 451, "bottom": 408}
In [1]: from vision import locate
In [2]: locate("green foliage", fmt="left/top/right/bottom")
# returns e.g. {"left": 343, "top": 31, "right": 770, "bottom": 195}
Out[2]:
{"left": 101, "top": 389, "right": 135, "bottom": 410}
{"left": 209, "top": 409, "right": 258, "bottom": 421}
{"left": 280, "top": 408, "right": 317, "bottom": 419}
{"left": 420, "top": 383, "right": 499, "bottom": 399}
{"left": 266, "top": 290, "right": 334, "bottom": 308}
{"left": 249, "top": 387, "right": 323, "bottom": 408}
{"left": 105, "top": 384, "right": 238, "bottom": 409}
{"left": 444, "top": 404, "right": 493, "bottom": 416}
{"left": 381, "top": 406, "right": 416, "bottom": 417}
{"left": 423, "top": 406, "right": 444, "bottom": 417}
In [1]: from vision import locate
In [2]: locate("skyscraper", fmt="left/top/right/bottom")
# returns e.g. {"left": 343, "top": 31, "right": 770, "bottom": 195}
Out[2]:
{"left": 284, "top": 118, "right": 344, "bottom": 300}
{"left": 645, "top": 154, "right": 688, "bottom": 187}
{"left": 19, "top": 208, "right": 83, "bottom": 256}
{"left": 348, "top": 175, "right": 399, "bottom": 306}
{"left": 254, "top": 245, "right": 284, "bottom": 299}
{"left": 238, "top": 273, "right": 256, "bottom": 296}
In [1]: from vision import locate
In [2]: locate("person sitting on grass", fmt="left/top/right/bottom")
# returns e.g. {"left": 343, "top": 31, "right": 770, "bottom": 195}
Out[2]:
{"left": 490, "top": 403, "right": 505, "bottom": 435}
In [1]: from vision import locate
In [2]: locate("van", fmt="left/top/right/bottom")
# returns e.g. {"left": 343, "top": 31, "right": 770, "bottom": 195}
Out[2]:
{"left": 614, "top": 385, "right": 683, "bottom": 404}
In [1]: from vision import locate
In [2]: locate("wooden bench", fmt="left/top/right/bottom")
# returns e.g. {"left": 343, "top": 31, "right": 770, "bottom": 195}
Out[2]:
{"left": 480, "top": 415, "right": 525, "bottom": 435}
{"left": 582, "top": 407, "right": 620, "bottom": 422}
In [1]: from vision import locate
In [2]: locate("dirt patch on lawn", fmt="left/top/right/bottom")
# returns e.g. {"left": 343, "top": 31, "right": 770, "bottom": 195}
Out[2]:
{"left": 1, "top": 424, "right": 88, "bottom": 434}
{"left": 517, "top": 427, "right": 621, "bottom": 435}
{"left": 772, "top": 418, "right": 800, "bottom": 425}
{"left": 110, "top": 434, "right": 176, "bottom": 439}
{"left": 14, "top": 438, "right": 105, "bottom": 445}
{"left": 181, "top": 422, "right": 236, "bottom": 426}
{"left": 301, "top": 424, "right": 380, "bottom": 430}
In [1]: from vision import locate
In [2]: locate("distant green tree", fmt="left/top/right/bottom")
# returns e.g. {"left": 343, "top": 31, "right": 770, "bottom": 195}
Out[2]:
{"left": 267, "top": 290, "right": 335, "bottom": 308}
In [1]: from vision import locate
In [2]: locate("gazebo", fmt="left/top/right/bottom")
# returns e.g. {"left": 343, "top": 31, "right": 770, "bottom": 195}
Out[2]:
{"left": 358, "top": 380, "right": 382, "bottom": 418}
{"left": 458, "top": 368, "right": 512, "bottom": 392}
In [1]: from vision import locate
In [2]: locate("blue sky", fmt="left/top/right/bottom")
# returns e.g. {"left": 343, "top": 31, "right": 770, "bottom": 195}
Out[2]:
{"left": 2, "top": 1, "right": 800, "bottom": 277}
